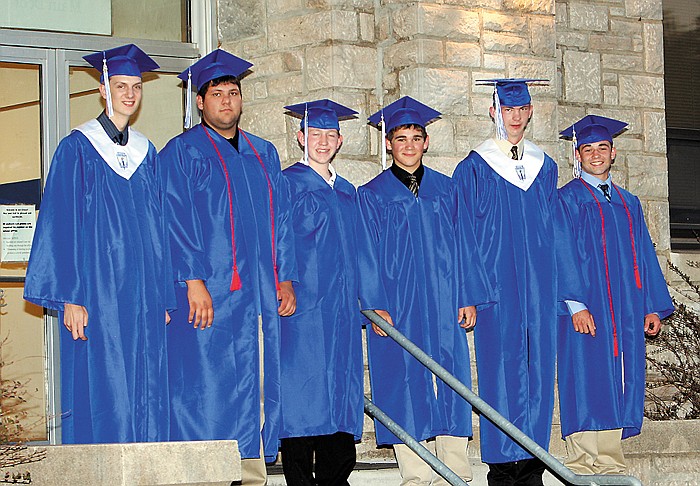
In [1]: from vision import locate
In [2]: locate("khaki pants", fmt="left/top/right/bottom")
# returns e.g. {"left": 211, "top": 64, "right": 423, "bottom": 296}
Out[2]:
{"left": 240, "top": 317, "right": 268, "bottom": 486}
{"left": 564, "top": 429, "right": 627, "bottom": 475}
{"left": 393, "top": 435, "right": 472, "bottom": 486}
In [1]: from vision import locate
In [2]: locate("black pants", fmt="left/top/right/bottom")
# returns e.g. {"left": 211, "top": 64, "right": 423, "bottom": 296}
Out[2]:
{"left": 486, "top": 458, "right": 546, "bottom": 486}
{"left": 280, "top": 432, "right": 356, "bottom": 486}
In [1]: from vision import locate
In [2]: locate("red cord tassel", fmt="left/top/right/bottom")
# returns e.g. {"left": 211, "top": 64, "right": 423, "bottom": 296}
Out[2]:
{"left": 274, "top": 265, "right": 280, "bottom": 291}
{"left": 634, "top": 266, "right": 642, "bottom": 289}
{"left": 230, "top": 267, "right": 242, "bottom": 291}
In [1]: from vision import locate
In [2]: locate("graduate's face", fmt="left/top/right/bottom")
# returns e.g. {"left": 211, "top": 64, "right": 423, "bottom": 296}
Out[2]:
{"left": 100, "top": 75, "right": 142, "bottom": 126}
{"left": 297, "top": 128, "right": 343, "bottom": 167}
{"left": 490, "top": 104, "right": 532, "bottom": 144}
{"left": 386, "top": 127, "right": 429, "bottom": 173}
{"left": 577, "top": 140, "right": 616, "bottom": 181}
{"left": 197, "top": 82, "right": 243, "bottom": 137}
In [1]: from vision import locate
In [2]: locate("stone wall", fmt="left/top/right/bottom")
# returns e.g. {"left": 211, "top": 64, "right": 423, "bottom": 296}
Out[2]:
{"left": 214, "top": 0, "right": 671, "bottom": 457}
{"left": 556, "top": 0, "right": 670, "bottom": 252}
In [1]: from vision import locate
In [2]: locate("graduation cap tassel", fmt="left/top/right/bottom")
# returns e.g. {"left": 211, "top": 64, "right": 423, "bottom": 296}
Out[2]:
{"left": 494, "top": 87, "right": 507, "bottom": 141}
{"left": 572, "top": 127, "right": 581, "bottom": 179}
{"left": 184, "top": 69, "right": 192, "bottom": 130}
{"left": 102, "top": 55, "right": 114, "bottom": 118}
{"left": 304, "top": 103, "right": 309, "bottom": 164}
{"left": 381, "top": 112, "right": 387, "bottom": 171}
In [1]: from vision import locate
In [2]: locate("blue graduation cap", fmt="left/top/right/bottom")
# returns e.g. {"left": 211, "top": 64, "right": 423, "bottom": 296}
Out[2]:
{"left": 476, "top": 78, "right": 548, "bottom": 140}
{"left": 285, "top": 99, "right": 358, "bottom": 131}
{"left": 368, "top": 97, "right": 440, "bottom": 170}
{"left": 178, "top": 49, "right": 253, "bottom": 129}
{"left": 368, "top": 96, "right": 441, "bottom": 133}
{"left": 178, "top": 49, "right": 253, "bottom": 89}
{"left": 284, "top": 99, "right": 357, "bottom": 164}
{"left": 560, "top": 115, "right": 628, "bottom": 178}
{"left": 83, "top": 44, "right": 159, "bottom": 118}
{"left": 83, "top": 44, "right": 159, "bottom": 81}
{"left": 560, "top": 115, "right": 628, "bottom": 147}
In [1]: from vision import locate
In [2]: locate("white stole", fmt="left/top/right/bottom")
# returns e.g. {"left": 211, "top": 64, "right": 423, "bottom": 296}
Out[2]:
{"left": 474, "top": 138, "right": 545, "bottom": 191}
{"left": 75, "top": 119, "right": 149, "bottom": 180}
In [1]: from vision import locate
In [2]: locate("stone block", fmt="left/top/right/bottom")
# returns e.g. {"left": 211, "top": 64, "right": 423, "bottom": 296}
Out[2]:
{"left": 644, "top": 22, "right": 664, "bottom": 74}
{"left": 507, "top": 58, "right": 557, "bottom": 95}
{"left": 556, "top": 32, "right": 589, "bottom": 49}
{"left": 219, "top": 0, "right": 263, "bottom": 40}
{"left": 569, "top": 3, "right": 609, "bottom": 32}
{"left": 612, "top": 136, "right": 643, "bottom": 152}
{"left": 308, "top": 0, "right": 374, "bottom": 8}
{"left": 643, "top": 200, "right": 671, "bottom": 251}
{"left": 483, "top": 53, "right": 506, "bottom": 70}
{"left": 455, "top": 118, "right": 495, "bottom": 141}
{"left": 399, "top": 67, "right": 470, "bottom": 116}
{"left": 482, "top": 11, "right": 528, "bottom": 33}
{"left": 531, "top": 99, "right": 557, "bottom": 141}
{"left": 426, "top": 118, "right": 455, "bottom": 153}
{"left": 252, "top": 80, "right": 268, "bottom": 100}
{"left": 632, "top": 35, "right": 644, "bottom": 52}
{"left": 17, "top": 440, "right": 239, "bottom": 486}
{"left": 619, "top": 74, "right": 664, "bottom": 108}
{"left": 502, "top": 0, "right": 554, "bottom": 14}
{"left": 603, "top": 85, "right": 619, "bottom": 105}
{"left": 446, "top": 41, "right": 481, "bottom": 68}
{"left": 470, "top": 94, "right": 494, "bottom": 117}
{"left": 589, "top": 33, "right": 633, "bottom": 52}
{"left": 557, "top": 105, "right": 587, "bottom": 132}
{"left": 268, "top": 10, "right": 357, "bottom": 50}
{"left": 602, "top": 53, "right": 643, "bottom": 71}
{"left": 610, "top": 18, "right": 643, "bottom": 37}
{"left": 360, "top": 12, "right": 374, "bottom": 42}
{"left": 385, "top": 39, "right": 444, "bottom": 69}
{"left": 624, "top": 0, "right": 663, "bottom": 20}
{"left": 589, "top": 107, "right": 641, "bottom": 133}
{"left": 603, "top": 72, "right": 618, "bottom": 83}
{"left": 643, "top": 111, "right": 666, "bottom": 154}
{"left": 241, "top": 100, "right": 288, "bottom": 138}
{"left": 627, "top": 154, "right": 669, "bottom": 199}
{"left": 249, "top": 52, "right": 303, "bottom": 79}
{"left": 307, "top": 45, "right": 377, "bottom": 90}
{"left": 609, "top": 6, "right": 626, "bottom": 17}
{"left": 555, "top": 3, "right": 567, "bottom": 26}
{"left": 483, "top": 31, "right": 531, "bottom": 54}
{"left": 230, "top": 37, "right": 268, "bottom": 58}
{"left": 266, "top": 73, "right": 304, "bottom": 99}
{"left": 268, "top": 0, "right": 304, "bottom": 16}
{"left": 563, "top": 50, "right": 601, "bottom": 104}
{"left": 393, "top": 4, "right": 480, "bottom": 41}
{"left": 530, "top": 15, "right": 557, "bottom": 57}
{"left": 424, "top": 154, "right": 462, "bottom": 177}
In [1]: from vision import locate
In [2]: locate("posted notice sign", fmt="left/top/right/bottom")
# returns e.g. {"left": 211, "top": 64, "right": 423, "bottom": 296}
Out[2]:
{"left": 1, "top": 205, "right": 36, "bottom": 263}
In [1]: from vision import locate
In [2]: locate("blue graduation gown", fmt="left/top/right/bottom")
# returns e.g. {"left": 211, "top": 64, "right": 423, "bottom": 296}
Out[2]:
{"left": 279, "top": 163, "right": 363, "bottom": 440}
{"left": 24, "top": 129, "right": 172, "bottom": 444}
{"left": 161, "top": 124, "right": 297, "bottom": 460}
{"left": 453, "top": 143, "right": 561, "bottom": 464}
{"left": 357, "top": 167, "right": 493, "bottom": 446}
{"left": 557, "top": 179, "right": 673, "bottom": 439}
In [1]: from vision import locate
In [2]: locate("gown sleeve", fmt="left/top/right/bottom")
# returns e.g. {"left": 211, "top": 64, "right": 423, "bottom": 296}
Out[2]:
{"left": 24, "top": 136, "right": 87, "bottom": 310}
{"left": 356, "top": 186, "right": 390, "bottom": 312}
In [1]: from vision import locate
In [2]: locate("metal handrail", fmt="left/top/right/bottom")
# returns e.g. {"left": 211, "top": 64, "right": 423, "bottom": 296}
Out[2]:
{"left": 364, "top": 397, "right": 468, "bottom": 486}
{"left": 362, "top": 309, "right": 643, "bottom": 486}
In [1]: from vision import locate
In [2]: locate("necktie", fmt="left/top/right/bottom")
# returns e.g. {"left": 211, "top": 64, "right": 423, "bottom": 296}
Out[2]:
{"left": 599, "top": 183, "right": 611, "bottom": 202}
{"left": 510, "top": 145, "right": 519, "bottom": 160}
{"left": 407, "top": 175, "right": 419, "bottom": 197}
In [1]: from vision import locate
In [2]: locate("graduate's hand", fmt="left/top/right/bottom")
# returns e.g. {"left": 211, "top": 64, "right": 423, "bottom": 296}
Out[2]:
{"left": 277, "top": 280, "right": 296, "bottom": 316}
{"left": 186, "top": 279, "right": 213, "bottom": 329}
{"left": 572, "top": 309, "right": 596, "bottom": 336}
{"left": 64, "top": 303, "right": 88, "bottom": 341}
{"left": 165, "top": 310, "right": 171, "bottom": 325}
{"left": 458, "top": 306, "right": 477, "bottom": 329}
{"left": 372, "top": 310, "right": 393, "bottom": 337}
{"left": 644, "top": 313, "right": 662, "bottom": 336}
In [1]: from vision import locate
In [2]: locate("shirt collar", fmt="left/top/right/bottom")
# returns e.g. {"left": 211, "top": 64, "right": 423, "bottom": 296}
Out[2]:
{"left": 493, "top": 136, "right": 525, "bottom": 160}
{"left": 96, "top": 111, "right": 129, "bottom": 146}
{"left": 202, "top": 120, "right": 239, "bottom": 151}
{"left": 390, "top": 162, "right": 424, "bottom": 187}
{"left": 300, "top": 158, "right": 336, "bottom": 188}
{"left": 580, "top": 171, "right": 613, "bottom": 195}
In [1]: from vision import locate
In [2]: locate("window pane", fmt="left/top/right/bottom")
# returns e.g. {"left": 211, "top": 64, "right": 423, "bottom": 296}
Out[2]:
{"left": 0, "top": 61, "right": 47, "bottom": 442}
{"left": 112, "top": 0, "right": 189, "bottom": 42}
